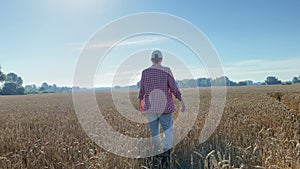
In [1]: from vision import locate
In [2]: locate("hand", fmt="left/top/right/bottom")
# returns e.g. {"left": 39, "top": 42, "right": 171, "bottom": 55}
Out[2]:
{"left": 180, "top": 99, "right": 185, "bottom": 112}
{"left": 139, "top": 100, "right": 144, "bottom": 112}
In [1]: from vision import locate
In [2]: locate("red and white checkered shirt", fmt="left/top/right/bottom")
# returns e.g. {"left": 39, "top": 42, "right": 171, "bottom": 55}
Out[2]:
{"left": 138, "top": 64, "right": 182, "bottom": 114}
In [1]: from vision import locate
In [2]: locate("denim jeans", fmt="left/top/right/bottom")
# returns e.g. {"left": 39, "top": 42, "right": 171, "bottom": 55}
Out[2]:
{"left": 145, "top": 113, "right": 173, "bottom": 153}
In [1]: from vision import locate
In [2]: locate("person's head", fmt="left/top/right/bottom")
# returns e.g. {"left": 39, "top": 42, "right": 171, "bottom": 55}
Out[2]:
{"left": 151, "top": 50, "right": 163, "bottom": 64}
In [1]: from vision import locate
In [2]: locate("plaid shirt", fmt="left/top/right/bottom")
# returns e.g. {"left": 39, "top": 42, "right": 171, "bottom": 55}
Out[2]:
{"left": 138, "top": 64, "right": 182, "bottom": 114}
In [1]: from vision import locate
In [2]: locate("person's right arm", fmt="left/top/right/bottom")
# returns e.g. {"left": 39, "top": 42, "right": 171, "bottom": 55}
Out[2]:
{"left": 138, "top": 71, "right": 145, "bottom": 112}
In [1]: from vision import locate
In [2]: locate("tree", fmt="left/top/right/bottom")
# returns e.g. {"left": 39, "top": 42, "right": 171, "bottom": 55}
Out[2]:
{"left": 7, "top": 73, "right": 18, "bottom": 83}
{"left": 6, "top": 72, "right": 23, "bottom": 85}
{"left": 52, "top": 84, "right": 57, "bottom": 91}
{"left": 246, "top": 80, "right": 253, "bottom": 85}
{"left": 196, "top": 78, "right": 211, "bottom": 87}
{"left": 176, "top": 79, "right": 196, "bottom": 88}
{"left": 265, "top": 76, "right": 281, "bottom": 85}
{"left": 136, "top": 81, "right": 140, "bottom": 89}
{"left": 39, "top": 86, "right": 46, "bottom": 91}
{"left": 292, "top": 76, "right": 300, "bottom": 84}
{"left": 1, "top": 72, "right": 25, "bottom": 95}
{"left": 25, "top": 84, "right": 37, "bottom": 90}
{"left": 25, "top": 84, "right": 38, "bottom": 94}
{"left": 1, "top": 82, "right": 17, "bottom": 95}
{"left": 16, "top": 77, "right": 23, "bottom": 86}
{"left": 184, "top": 79, "right": 197, "bottom": 88}
{"left": 0, "top": 65, "right": 6, "bottom": 82}
{"left": 41, "top": 82, "right": 49, "bottom": 90}
{"left": 16, "top": 86, "right": 25, "bottom": 95}
{"left": 212, "top": 76, "right": 228, "bottom": 86}
{"left": 237, "top": 81, "right": 247, "bottom": 86}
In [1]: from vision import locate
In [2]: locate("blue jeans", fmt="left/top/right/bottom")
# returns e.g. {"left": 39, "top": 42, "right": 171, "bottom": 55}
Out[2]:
{"left": 146, "top": 113, "right": 173, "bottom": 153}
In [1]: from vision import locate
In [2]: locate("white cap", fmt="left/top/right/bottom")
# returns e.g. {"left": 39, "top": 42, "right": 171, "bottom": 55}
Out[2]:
{"left": 151, "top": 50, "right": 163, "bottom": 59}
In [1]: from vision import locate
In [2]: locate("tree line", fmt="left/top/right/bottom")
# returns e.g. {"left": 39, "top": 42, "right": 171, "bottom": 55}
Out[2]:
{"left": 136, "top": 75, "right": 300, "bottom": 89}
{"left": 24, "top": 82, "right": 72, "bottom": 94}
{"left": 0, "top": 65, "right": 71, "bottom": 95}
{"left": 1, "top": 65, "right": 300, "bottom": 95}
{"left": 175, "top": 75, "right": 300, "bottom": 88}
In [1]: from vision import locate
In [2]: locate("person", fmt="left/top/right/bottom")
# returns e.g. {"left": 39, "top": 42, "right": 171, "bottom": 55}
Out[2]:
{"left": 138, "top": 50, "right": 185, "bottom": 168}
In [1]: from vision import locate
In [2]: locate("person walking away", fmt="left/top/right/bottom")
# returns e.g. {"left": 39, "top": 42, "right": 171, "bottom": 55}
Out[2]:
{"left": 138, "top": 50, "right": 185, "bottom": 168}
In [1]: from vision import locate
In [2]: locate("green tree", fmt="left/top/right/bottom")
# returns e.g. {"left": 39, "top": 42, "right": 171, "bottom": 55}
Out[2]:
{"left": 52, "top": 84, "right": 58, "bottom": 91}
{"left": 237, "top": 81, "right": 247, "bottom": 86}
{"left": 16, "top": 86, "right": 25, "bottom": 95}
{"left": 213, "top": 76, "right": 227, "bottom": 86}
{"left": 136, "top": 81, "right": 140, "bottom": 89}
{"left": 196, "top": 78, "right": 211, "bottom": 87}
{"left": 41, "top": 82, "right": 49, "bottom": 90}
{"left": 39, "top": 86, "right": 46, "bottom": 91}
{"left": 16, "top": 77, "right": 23, "bottom": 86}
{"left": 0, "top": 65, "right": 6, "bottom": 82}
{"left": 6, "top": 72, "right": 23, "bottom": 85}
{"left": 1, "top": 82, "right": 17, "bottom": 95}
{"left": 7, "top": 73, "right": 18, "bottom": 83}
{"left": 25, "top": 84, "right": 38, "bottom": 94}
{"left": 292, "top": 76, "right": 300, "bottom": 84}
{"left": 25, "top": 84, "right": 37, "bottom": 91}
{"left": 265, "top": 76, "right": 281, "bottom": 85}
{"left": 1, "top": 72, "right": 25, "bottom": 95}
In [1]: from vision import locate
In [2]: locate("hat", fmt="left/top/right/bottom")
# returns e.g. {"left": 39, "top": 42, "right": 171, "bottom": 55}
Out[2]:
{"left": 151, "top": 50, "right": 163, "bottom": 59}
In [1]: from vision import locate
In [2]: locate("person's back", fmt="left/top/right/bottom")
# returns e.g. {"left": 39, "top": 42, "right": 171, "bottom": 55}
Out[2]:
{"left": 139, "top": 64, "right": 181, "bottom": 114}
{"left": 138, "top": 50, "right": 185, "bottom": 169}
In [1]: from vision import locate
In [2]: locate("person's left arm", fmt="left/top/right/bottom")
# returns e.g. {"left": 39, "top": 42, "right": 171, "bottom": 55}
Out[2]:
{"left": 167, "top": 68, "right": 185, "bottom": 112}
{"left": 167, "top": 68, "right": 182, "bottom": 101}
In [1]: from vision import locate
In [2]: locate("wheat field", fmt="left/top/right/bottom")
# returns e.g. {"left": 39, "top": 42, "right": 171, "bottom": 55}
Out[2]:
{"left": 0, "top": 85, "right": 299, "bottom": 169}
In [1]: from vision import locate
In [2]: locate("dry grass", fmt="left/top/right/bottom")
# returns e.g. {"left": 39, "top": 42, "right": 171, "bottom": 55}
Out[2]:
{"left": 0, "top": 85, "right": 299, "bottom": 168}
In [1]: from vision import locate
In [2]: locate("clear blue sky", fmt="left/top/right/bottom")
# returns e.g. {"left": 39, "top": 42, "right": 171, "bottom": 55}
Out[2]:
{"left": 1, "top": 0, "right": 299, "bottom": 87}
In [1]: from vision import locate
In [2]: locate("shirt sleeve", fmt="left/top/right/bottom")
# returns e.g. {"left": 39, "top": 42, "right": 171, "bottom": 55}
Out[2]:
{"left": 167, "top": 68, "right": 182, "bottom": 101}
{"left": 138, "top": 71, "right": 145, "bottom": 100}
